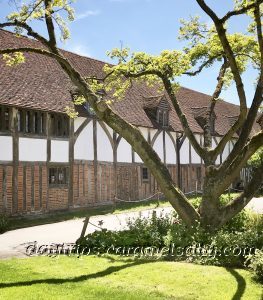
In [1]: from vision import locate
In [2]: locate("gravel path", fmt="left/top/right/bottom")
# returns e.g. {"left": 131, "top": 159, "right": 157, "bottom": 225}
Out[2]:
{"left": 0, "top": 197, "right": 262, "bottom": 259}
{"left": 0, "top": 207, "right": 173, "bottom": 259}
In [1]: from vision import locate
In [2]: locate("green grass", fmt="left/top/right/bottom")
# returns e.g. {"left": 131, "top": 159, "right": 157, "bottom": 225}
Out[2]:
{"left": 9, "top": 198, "right": 171, "bottom": 231}
{"left": 0, "top": 256, "right": 262, "bottom": 299}
{"left": 9, "top": 193, "right": 241, "bottom": 231}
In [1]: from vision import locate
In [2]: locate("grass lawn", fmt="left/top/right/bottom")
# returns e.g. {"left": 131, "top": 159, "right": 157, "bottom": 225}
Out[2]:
{"left": 9, "top": 193, "right": 240, "bottom": 231}
{"left": 9, "top": 194, "right": 239, "bottom": 230}
{"left": 0, "top": 256, "right": 262, "bottom": 299}
{"left": 9, "top": 198, "right": 171, "bottom": 230}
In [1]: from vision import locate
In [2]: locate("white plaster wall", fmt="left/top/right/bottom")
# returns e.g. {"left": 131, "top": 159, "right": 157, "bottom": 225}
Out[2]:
{"left": 138, "top": 127, "right": 149, "bottom": 140}
{"left": 74, "top": 117, "right": 86, "bottom": 132}
{"left": 0, "top": 136, "right": 12, "bottom": 161}
{"left": 165, "top": 133, "right": 176, "bottom": 164}
{"left": 150, "top": 129, "right": 158, "bottom": 141}
{"left": 97, "top": 123, "right": 113, "bottom": 162}
{"left": 134, "top": 152, "right": 142, "bottom": 163}
{"left": 117, "top": 138, "right": 132, "bottom": 163}
{"left": 212, "top": 137, "right": 220, "bottom": 165}
{"left": 103, "top": 123, "right": 113, "bottom": 138}
{"left": 153, "top": 132, "right": 164, "bottom": 162}
{"left": 191, "top": 134, "right": 201, "bottom": 164}
{"left": 74, "top": 122, "right": 93, "bottom": 160}
{"left": 229, "top": 140, "right": 234, "bottom": 152}
{"left": 19, "top": 138, "right": 47, "bottom": 161}
{"left": 133, "top": 127, "right": 148, "bottom": 162}
{"left": 51, "top": 140, "right": 69, "bottom": 162}
{"left": 180, "top": 137, "right": 189, "bottom": 164}
{"left": 222, "top": 140, "right": 235, "bottom": 162}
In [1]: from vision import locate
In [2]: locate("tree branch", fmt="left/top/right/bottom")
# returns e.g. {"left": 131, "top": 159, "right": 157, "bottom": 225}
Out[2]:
{"left": 221, "top": 0, "right": 263, "bottom": 23}
{"left": 183, "top": 56, "right": 219, "bottom": 76}
{"left": 121, "top": 69, "right": 207, "bottom": 160}
{"left": 219, "top": 162, "right": 263, "bottom": 226}
{"left": 214, "top": 131, "right": 263, "bottom": 197}
{"left": 196, "top": 0, "right": 247, "bottom": 118}
{"left": 0, "top": 47, "right": 59, "bottom": 59}
{"left": 254, "top": 3, "right": 263, "bottom": 69}
{"left": 0, "top": 21, "right": 50, "bottom": 47}
{"left": 44, "top": 0, "right": 57, "bottom": 49}
{"left": 203, "top": 58, "right": 228, "bottom": 152}
{"left": 216, "top": 79, "right": 262, "bottom": 173}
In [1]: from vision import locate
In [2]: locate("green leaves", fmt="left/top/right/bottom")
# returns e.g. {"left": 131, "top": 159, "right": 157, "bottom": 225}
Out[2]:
{"left": 102, "top": 48, "right": 191, "bottom": 100}
{"left": 7, "top": 0, "right": 75, "bottom": 42}
{"left": 2, "top": 52, "right": 25, "bottom": 66}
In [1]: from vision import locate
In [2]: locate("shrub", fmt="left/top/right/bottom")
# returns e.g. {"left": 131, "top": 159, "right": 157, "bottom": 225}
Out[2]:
{"left": 77, "top": 210, "right": 173, "bottom": 252}
{"left": 0, "top": 214, "right": 9, "bottom": 234}
{"left": 246, "top": 250, "right": 263, "bottom": 282}
{"left": 77, "top": 203, "right": 263, "bottom": 268}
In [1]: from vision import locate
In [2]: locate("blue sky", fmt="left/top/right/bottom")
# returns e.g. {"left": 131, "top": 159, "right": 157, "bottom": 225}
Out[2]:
{"left": 0, "top": 0, "right": 258, "bottom": 105}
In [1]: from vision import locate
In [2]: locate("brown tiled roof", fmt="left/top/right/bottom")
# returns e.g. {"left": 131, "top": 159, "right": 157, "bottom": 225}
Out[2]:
{"left": 0, "top": 29, "right": 260, "bottom": 136}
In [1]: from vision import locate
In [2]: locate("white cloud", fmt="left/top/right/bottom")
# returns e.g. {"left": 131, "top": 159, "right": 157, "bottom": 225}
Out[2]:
{"left": 75, "top": 10, "right": 100, "bottom": 20}
{"left": 68, "top": 45, "right": 91, "bottom": 57}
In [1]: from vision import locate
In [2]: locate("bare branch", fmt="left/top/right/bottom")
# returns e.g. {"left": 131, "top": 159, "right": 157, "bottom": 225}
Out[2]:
{"left": 203, "top": 58, "right": 228, "bottom": 151}
{"left": 183, "top": 56, "right": 220, "bottom": 76}
{"left": 0, "top": 21, "right": 49, "bottom": 47}
{"left": 0, "top": 46, "right": 59, "bottom": 59}
{"left": 254, "top": 3, "right": 263, "bottom": 69}
{"left": 215, "top": 79, "right": 262, "bottom": 172}
{"left": 196, "top": 0, "right": 247, "bottom": 116}
{"left": 120, "top": 69, "right": 207, "bottom": 160}
{"left": 44, "top": 0, "right": 57, "bottom": 49}
{"left": 221, "top": 0, "right": 263, "bottom": 23}
{"left": 214, "top": 131, "right": 263, "bottom": 197}
{"left": 161, "top": 76, "right": 207, "bottom": 159}
{"left": 220, "top": 162, "right": 263, "bottom": 226}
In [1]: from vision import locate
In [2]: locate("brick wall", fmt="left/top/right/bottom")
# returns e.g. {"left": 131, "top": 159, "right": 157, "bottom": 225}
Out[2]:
{"left": 0, "top": 161, "right": 205, "bottom": 216}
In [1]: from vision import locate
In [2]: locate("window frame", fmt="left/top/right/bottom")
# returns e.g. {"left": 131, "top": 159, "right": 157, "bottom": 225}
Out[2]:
{"left": 0, "top": 105, "right": 11, "bottom": 132}
{"left": 48, "top": 166, "right": 69, "bottom": 188}
{"left": 141, "top": 166, "right": 150, "bottom": 183}
{"left": 157, "top": 109, "right": 169, "bottom": 128}
{"left": 18, "top": 109, "right": 46, "bottom": 136}
{"left": 50, "top": 113, "right": 69, "bottom": 138}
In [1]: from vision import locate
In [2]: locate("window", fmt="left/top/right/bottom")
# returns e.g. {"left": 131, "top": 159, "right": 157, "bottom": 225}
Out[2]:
{"left": 18, "top": 109, "right": 46, "bottom": 135}
{"left": 49, "top": 166, "right": 69, "bottom": 186}
{"left": 142, "top": 167, "right": 149, "bottom": 182}
{"left": 50, "top": 114, "right": 69, "bottom": 137}
{"left": 157, "top": 109, "right": 169, "bottom": 127}
{"left": 0, "top": 106, "right": 10, "bottom": 132}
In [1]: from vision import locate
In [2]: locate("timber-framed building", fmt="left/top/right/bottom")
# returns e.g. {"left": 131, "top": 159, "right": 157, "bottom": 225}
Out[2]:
{"left": 0, "top": 29, "right": 260, "bottom": 216}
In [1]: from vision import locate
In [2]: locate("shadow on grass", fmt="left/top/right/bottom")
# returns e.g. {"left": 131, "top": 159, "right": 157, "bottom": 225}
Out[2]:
{"left": 225, "top": 268, "right": 246, "bottom": 300}
{"left": 0, "top": 258, "right": 152, "bottom": 289}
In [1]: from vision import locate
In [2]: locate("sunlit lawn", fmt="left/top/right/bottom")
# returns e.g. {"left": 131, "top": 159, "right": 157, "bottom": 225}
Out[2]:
{"left": 0, "top": 255, "right": 262, "bottom": 299}
{"left": 10, "top": 194, "right": 241, "bottom": 231}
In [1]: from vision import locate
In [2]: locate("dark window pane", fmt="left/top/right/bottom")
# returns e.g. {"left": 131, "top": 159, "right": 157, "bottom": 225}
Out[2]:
{"left": 49, "top": 168, "right": 57, "bottom": 184}
{"left": 25, "top": 111, "right": 30, "bottom": 133}
{"left": 49, "top": 167, "right": 69, "bottom": 185}
{"left": 4, "top": 109, "right": 9, "bottom": 130}
{"left": 34, "top": 112, "right": 38, "bottom": 133}
{"left": 142, "top": 167, "right": 149, "bottom": 180}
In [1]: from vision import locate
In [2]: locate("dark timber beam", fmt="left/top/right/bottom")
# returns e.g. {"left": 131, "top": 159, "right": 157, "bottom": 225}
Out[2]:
{"left": 176, "top": 133, "right": 185, "bottom": 190}
{"left": 11, "top": 108, "right": 18, "bottom": 214}
{"left": 68, "top": 118, "right": 74, "bottom": 207}
{"left": 93, "top": 119, "right": 98, "bottom": 202}
{"left": 46, "top": 112, "right": 51, "bottom": 211}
